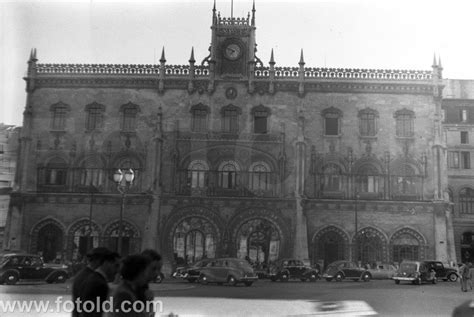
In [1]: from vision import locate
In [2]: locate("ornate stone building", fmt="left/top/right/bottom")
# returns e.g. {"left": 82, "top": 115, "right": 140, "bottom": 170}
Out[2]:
{"left": 5, "top": 3, "right": 455, "bottom": 272}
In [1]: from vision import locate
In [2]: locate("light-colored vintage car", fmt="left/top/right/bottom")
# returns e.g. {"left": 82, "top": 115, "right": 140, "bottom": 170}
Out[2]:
{"left": 198, "top": 258, "right": 258, "bottom": 286}
{"left": 367, "top": 263, "right": 398, "bottom": 279}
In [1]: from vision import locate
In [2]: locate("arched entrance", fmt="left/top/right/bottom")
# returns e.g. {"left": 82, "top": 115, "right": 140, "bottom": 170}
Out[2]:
{"left": 354, "top": 227, "right": 387, "bottom": 265}
{"left": 172, "top": 217, "right": 217, "bottom": 265}
{"left": 37, "top": 224, "right": 64, "bottom": 263}
{"left": 390, "top": 228, "right": 425, "bottom": 263}
{"left": 312, "top": 226, "right": 349, "bottom": 268}
{"left": 67, "top": 219, "right": 101, "bottom": 261}
{"left": 235, "top": 218, "right": 280, "bottom": 265}
{"left": 104, "top": 221, "right": 140, "bottom": 256}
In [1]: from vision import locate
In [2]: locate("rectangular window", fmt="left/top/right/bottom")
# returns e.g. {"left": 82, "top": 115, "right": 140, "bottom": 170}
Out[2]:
{"left": 86, "top": 108, "right": 103, "bottom": 131}
{"left": 121, "top": 108, "right": 137, "bottom": 131}
{"left": 192, "top": 109, "right": 208, "bottom": 132}
{"left": 461, "top": 131, "right": 469, "bottom": 144}
{"left": 360, "top": 113, "right": 376, "bottom": 136}
{"left": 448, "top": 151, "right": 460, "bottom": 168}
{"left": 254, "top": 111, "right": 267, "bottom": 134}
{"left": 52, "top": 107, "right": 67, "bottom": 130}
{"left": 462, "top": 151, "right": 471, "bottom": 169}
{"left": 223, "top": 109, "right": 238, "bottom": 133}
{"left": 325, "top": 117, "right": 339, "bottom": 135}
{"left": 396, "top": 114, "right": 414, "bottom": 137}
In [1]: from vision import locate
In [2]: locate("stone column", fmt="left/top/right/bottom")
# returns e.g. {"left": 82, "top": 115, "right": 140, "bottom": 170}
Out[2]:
{"left": 433, "top": 202, "right": 449, "bottom": 262}
{"left": 294, "top": 140, "right": 310, "bottom": 263}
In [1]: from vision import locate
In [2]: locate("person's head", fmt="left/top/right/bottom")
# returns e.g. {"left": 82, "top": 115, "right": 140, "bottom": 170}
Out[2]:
{"left": 86, "top": 247, "right": 112, "bottom": 270}
{"left": 141, "top": 249, "right": 162, "bottom": 283}
{"left": 98, "top": 251, "right": 121, "bottom": 282}
{"left": 120, "top": 254, "right": 151, "bottom": 287}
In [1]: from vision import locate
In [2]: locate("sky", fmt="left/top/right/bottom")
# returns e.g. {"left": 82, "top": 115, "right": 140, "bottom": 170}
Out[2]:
{"left": 2, "top": 0, "right": 474, "bottom": 126}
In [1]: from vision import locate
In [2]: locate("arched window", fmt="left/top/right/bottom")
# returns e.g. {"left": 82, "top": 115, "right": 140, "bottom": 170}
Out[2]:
{"left": 36, "top": 223, "right": 63, "bottom": 263}
{"left": 251, "top": 105, "right": 270, "bottom": 134}
{"left": 173, "top": 217, "right": 216, "bottom": 265}
{"left": 190, "top": 104, "right": 209, "bottom": 132}
{"left": 41, "top": 157, "right": 68, "bottom": 186}
{"left": 249, "top": 162, "right": 271, "bottom": 191}
{"left": 85, "top": 102, "right": 105, "bottom": 131}
{"left": 356, "top": 164, "right": 381, "bottom": 194}
{"left": 356, "top": 230, "right": 384, "bottom": 264}
{"left": 391, "top": 163, "right": 420, "bottom": 199}
{"left": 392, "top": 233, "right": 420, "bottom": 263}
{"left": 394, "top": 109, "right": 415, "bottom": 138}
{"left": 187, "top": 160, "right": 208, "bottom": 188}
{"left": 461, "top": 231, "right": 474, "bottom": 263}
{"left": 460, "top": 188, "right": 474, "bottom": 214}
{"left": 321, "top": 163, "right": 342, "bottom": 192}
{"left": 79, "top": 156, "right": 104, "bottom": 188}
{"left": 218, "top": 161, "right": 240, "bottom": 189}
{"left": 358, "top": 108, "right": 378, "bottom": 137}
{"left": 236, "top": 218, "right": 280, "bottom": 264}
{"left": 120, "top": 102, "right": 140, "bottom": 132}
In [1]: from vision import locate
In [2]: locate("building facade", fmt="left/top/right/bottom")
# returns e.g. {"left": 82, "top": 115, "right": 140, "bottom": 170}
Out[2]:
{"left": 442, "top": 79, "right": 474, "bottom": 264}
{"left": 5, "top": 4, "right": 455, "bottom": 272}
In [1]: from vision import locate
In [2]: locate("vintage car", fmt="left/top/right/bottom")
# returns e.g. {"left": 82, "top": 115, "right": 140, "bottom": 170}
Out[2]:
{"left": 423, "top": 260, "right": 459, "bottom": 282}
{"left": 172, "top": 259, "right": 212, "bottom": 283}
{"left": 322, "top": 260, "right": 371, "bottom": 282}
{"left": 198, "top": 257, "right": 258, "bottom": 286}
{"left": 0, "top": 253, "right": 69, "bottom": 285}
{"left": 367, "top": 263, "right": 398, "bottom": 279}
{"left": 392, "top": 260, "right": 437, "bottom": 285}
{"left": 268, "top": 258, "right": 319, "bottom": 282}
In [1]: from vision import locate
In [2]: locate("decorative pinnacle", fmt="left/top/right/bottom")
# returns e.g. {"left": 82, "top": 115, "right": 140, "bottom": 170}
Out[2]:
{"left": 432, "top": 53, "right": 437, "bottom": 67}
{"left": 189, "top": 47, "right": 195, "bottom": 63}
{"left": 160, "top": 47, "right": 166, "bottom": 63}
{"left": 29, "top": 48, "right": 37, "bottom": 62}
{"left": 251, "top": 0, "right": 256, "bottom": 26}
{"left": 269, "top": 49, "right": 275, "bottom": 65}
{"left": 299, "top": 49, "right": 305, "bottom": 65}
{"left": 438, "top": 56, "right": 442, "bottom": 69}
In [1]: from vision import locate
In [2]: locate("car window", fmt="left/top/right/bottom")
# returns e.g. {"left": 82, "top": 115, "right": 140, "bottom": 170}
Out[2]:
{"left": 23, "top": 256, "right": 41, "bottom": 266}
{"left": 7, "top": 256, "right": 21, "bottom": 266}
{"left": 283, "top": 261, "right": 288, "bottom": 266}
{"left": 295, "top": 260, "right": 303, "bottom": 266}
{"left": 435, "top": 263, "right": 443, "bottom": 269}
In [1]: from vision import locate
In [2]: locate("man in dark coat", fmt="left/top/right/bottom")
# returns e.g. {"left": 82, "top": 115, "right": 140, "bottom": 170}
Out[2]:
{"left": 78, "top": 251, "right": 120, "bottom": 317}
{"left": 72, "top": 247, "right": 113, "bottom": 317}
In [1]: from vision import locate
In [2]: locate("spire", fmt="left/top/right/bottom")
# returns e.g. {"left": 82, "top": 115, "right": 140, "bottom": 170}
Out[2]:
{"left": 189, "top": 47, "right": 195, "bottom": 63}
{"left": 269, "top": 49, "right": 275, "bottom": 65}
{"left": 212, "top": 0, "right": 217, "bottom": 25}
{"left": 299, "top": 49, "right": 305, "bottom": 65}
{"left": 160, "top": 47, "right": 166, "bottom": 63}
{"left": 438, "top": 55, "right": 442, "bottom": 69}
{"left": 28, "top": 48, "right": 37, "bottom": 63}
{"left": 432, "top": 53, "right": 437, "bottom": 67}
{"left": 251, "top": 0, "right": 256, "bottom": 26}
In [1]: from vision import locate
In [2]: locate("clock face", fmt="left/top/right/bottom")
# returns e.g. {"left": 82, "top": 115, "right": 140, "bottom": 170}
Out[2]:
{"left": 224, "top": 43, "right": 242, "bottom": 60}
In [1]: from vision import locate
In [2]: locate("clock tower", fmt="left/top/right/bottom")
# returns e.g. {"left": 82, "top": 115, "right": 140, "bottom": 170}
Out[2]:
{"left": 209, "top": 1, "right": 257, "bottom": 79}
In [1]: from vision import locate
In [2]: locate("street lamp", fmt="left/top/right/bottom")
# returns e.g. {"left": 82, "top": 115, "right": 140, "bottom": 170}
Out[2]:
{"left": 113, "top": 168, "right": 135, "bottom": 255}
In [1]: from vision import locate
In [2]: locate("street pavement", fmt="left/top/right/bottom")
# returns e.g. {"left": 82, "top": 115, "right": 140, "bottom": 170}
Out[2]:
{"left": 1, "top": 278, "right": 473, "bottom": 316}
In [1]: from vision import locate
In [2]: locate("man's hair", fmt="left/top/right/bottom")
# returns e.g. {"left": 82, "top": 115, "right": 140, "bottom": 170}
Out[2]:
{"left": 141, "top": 249, "right": 162, "bottom": 262}
{"left": 121, "top": 255, "right": 151, "bottom": 281}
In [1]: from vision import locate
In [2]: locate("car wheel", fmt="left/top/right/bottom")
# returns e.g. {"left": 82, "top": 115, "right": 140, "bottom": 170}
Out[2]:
{"left": 335, "top": 273, "right": 343, "bottom": 282}
{"left": 362, "top": 273, "right": 371, "bottom": 282}
{"left": 5, "top": 272, "right": 18, "bottom": 285}
{"left": 228, "top": 275, "right": 238, "bottom": 286}
{"left": 448, "top": 273, "right": 458, "bottom": 282}
{"left": 199, "top": 274, "right": 208, "bottom": 285}
{"left": 309, "top": 274, "right": 317, "bottom": 282}
{"left": 244, "top": 282, "right": 253, "bottom": 287}
{"left": 395, "top": 280, "right": 400, "bottom": 285}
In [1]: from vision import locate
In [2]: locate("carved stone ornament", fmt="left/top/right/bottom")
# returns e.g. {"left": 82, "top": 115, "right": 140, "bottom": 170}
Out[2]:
{"left": 225, "top": 87, "right": 237, "bottom": 99}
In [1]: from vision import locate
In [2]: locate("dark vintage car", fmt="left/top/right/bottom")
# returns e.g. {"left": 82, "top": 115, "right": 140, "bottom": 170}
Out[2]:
{"left": 172, "top": 259, "right": 212, "bottom": 283}
{"left": 198, "top": 258, "right": 258, "bottom": 286}
{"left": 268, "top": 258, "right": 319, "bottom": 282}
{"left": 0, "top": 253, "right": 69, "bottom": 285}
{"left": 423, "top": 260, "right": 459, "bottom": 282}
{"left": 322, "top": 260, "right": 371, "bottom": 282}
{"left": 392, "top": 260, "right": 437, "bottom": 285}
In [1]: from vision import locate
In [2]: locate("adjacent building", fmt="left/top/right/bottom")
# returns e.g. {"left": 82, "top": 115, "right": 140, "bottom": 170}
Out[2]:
{"left": 5, "top": 3, "right": 455, "bottom": 272}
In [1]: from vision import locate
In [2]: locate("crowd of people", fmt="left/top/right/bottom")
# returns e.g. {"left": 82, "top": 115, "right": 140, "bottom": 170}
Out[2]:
{"left": 72, "top": 247, "right": 162, "bottom": 317}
